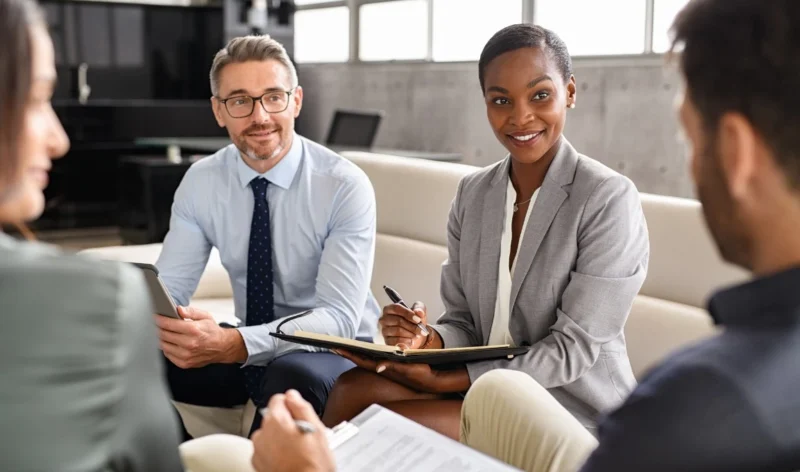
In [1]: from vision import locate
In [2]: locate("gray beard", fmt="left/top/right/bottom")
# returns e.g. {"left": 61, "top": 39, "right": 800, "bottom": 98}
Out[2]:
{"left": 245, "top": 144, "right": 283, "bottom": 161}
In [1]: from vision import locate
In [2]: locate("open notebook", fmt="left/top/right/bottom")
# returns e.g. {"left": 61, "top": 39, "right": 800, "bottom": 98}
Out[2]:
{"left": 269, "top": 311, "right": 529, "bottom": 366}
{"left": 331, "top": 405, "right": 521, "bottom": 471}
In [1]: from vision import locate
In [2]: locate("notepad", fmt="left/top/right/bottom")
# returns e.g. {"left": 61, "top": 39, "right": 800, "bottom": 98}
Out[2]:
{"left": 270, "top": 330, "right": 530, "bottom": 367}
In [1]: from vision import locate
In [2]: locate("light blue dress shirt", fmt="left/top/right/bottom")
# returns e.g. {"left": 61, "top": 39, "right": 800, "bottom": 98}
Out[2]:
{"left": 156, "top": 133, "right": 379, "bottom": 366}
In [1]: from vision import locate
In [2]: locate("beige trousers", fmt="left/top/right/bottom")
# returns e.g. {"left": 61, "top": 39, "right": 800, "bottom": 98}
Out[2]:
{"left": 460, "top": 370, "right": 599, "bottom": 472}
{"left": 180, "top": 434, "right": 255, "bottom": 472}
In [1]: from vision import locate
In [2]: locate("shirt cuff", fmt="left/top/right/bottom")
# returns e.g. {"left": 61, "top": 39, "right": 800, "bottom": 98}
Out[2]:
{"left": 237, "top": 325, "right": 277, "bottom": 367}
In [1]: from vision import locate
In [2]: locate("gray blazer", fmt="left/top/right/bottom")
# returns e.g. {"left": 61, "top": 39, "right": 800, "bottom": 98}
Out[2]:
{"left": 433, "top": 139, "right": 649, "bottom": 426}
{"left": 0, "top": 234, "right": 183, "bottom": 471}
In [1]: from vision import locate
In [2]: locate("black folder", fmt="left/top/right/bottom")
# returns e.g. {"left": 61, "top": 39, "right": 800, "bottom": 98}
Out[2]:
{"left": 270, "top": 310, "right": 530, "bottom": 368}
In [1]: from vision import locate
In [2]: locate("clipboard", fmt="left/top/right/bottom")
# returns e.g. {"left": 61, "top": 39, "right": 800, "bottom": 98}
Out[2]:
{"left": 270, "top": 310, "right": 530, "bottom": 367}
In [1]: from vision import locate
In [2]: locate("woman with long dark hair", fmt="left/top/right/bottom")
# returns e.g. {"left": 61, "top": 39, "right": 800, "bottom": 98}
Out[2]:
{"left": 0, "top": 1, "right": 183, "bottom": 469}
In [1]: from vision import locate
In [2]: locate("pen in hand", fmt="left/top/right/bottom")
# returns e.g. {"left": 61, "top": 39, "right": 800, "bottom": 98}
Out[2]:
{"left": 383, "top": 285, "right": 430, "bottom": 337}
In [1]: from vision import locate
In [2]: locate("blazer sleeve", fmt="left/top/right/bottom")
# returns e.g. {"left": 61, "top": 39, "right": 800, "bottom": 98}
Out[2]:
{"left": 110, "top": 262, "right": 185, "bottom": 471}
{"left": 432, "top": 176, "right": 482, "bottom": 348}
{"left": 466, "top": 174, "right": 650, "bottom": 387}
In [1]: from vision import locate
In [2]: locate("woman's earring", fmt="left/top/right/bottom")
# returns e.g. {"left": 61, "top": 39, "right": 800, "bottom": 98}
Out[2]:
{"left": 568, "top": 103, "right": 576, "bottom": 109}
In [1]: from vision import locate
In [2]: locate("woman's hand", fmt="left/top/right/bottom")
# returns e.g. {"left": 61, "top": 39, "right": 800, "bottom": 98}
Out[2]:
{"left": 380, "top": 301, "right": 431, "bottom": 348}
{"left": 251, "top": 390, "right": 335, "bottom": 472}
{"left": 334, "top": 349, "right": 470, "bottom": 394}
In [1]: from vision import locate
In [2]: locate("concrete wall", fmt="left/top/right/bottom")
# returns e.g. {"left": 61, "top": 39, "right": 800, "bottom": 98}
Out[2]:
{"left": 297, "top": 58, "right": 694, "bottom": 198}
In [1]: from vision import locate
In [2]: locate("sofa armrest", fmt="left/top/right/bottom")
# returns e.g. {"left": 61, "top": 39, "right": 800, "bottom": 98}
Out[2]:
{"left": 80, "top": 244, "right": 233, "bottom": 300}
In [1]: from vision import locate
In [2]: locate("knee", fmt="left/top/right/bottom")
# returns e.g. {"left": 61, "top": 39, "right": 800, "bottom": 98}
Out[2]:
{"left": 261, "top": 355, "right": 353, "bottom": 415}
{"left": 326, "top": 368, "right": 371, "bottom": 405}
{"left": 322, "top": 368, "right": 375, "bottom": 420}
{"left": 462, "top": 370, "right": 536, "bottom": 438}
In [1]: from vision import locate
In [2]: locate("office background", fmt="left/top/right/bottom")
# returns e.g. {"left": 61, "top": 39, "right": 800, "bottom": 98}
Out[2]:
{"left": 34, "top": 0, "right": 692, "bottom": 246}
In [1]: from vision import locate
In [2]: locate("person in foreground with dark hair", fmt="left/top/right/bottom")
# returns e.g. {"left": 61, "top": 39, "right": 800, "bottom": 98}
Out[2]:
{"left": 457, "top": 0, "right": 800, "bottom": 470}
{"left": 0, "top": 0, "right": 185, "bottom": 470}
{"left": 320, "top": 22, "right": 649, "bottom": 440}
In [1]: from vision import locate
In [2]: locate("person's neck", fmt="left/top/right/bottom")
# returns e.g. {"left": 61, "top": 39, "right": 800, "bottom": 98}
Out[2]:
{"left": 241, "top": 133, "right": 294, "bottom": 174}
{"left": 747, "top": 200, "right": 800, "bottom": 277}
{"left": 509, "top": 136, "right": 561, "bottom": 198}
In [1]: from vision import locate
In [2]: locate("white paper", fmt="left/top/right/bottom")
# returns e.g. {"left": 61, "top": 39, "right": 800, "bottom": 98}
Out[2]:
{"left": 333, "top": 405, "right": 521, "bottom": 472}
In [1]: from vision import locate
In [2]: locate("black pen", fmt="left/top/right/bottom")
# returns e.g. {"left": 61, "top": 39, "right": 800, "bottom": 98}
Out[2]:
{"left": 383, "top": 285, "right": 430, "bottom": 336}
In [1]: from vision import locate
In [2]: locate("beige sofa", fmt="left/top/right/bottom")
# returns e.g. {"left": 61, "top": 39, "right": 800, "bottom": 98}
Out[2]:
{"left": 82, "top": 150, "right": 748, "bottom": 433}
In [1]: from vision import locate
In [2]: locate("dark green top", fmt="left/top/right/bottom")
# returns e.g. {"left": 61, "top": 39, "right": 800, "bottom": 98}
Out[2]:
{"left": 0, "top": 233, "right": 183, "bottom": 472}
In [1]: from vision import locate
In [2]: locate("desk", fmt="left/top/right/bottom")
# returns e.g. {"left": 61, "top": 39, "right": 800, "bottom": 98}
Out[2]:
{"left": 135, "top": 138, "right": 463, "bottom": 163}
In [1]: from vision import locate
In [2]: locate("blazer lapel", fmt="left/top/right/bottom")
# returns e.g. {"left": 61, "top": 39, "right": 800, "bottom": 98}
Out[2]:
{"left": 509, "top": 139, "right": 578, "bottom": 312}
{"left": 478, "top": 158, "right": 510, "bottom": 342}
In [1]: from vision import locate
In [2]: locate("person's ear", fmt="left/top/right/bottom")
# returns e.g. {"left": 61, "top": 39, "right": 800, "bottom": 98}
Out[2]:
{"left": 717, "top": 113, "right": 758, "bottom": 201}
{"left": 293, "top": 86, "right": 303, "bottom": 118}
{"left": 211, "top": 96, "right": 226, "bottom": 127}
{"left": 566, "top": 75, "right": 577, "bottom": 109}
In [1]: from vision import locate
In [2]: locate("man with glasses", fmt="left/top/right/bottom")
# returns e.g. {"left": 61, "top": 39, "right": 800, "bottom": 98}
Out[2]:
{"left": 153, "top": 35, "right": 379, "bottom": 438}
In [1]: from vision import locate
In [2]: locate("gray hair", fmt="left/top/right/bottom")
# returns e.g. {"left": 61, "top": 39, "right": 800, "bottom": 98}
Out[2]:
{"left": 209, "top": 35, "right": 298, "bottom": 96}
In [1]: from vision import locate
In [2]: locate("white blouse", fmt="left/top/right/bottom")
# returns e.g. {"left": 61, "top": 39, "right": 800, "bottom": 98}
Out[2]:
{"left": 487, "top": 180, "right": 539, "bottom": 346}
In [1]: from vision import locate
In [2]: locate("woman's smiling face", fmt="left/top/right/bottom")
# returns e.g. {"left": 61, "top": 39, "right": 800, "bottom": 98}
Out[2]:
{"left": 483, "top": 46, "right": 575, "bottom": 164}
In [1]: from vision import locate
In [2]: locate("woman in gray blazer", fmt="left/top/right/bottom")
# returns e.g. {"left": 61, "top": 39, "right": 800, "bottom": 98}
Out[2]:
{"left": 0, "top": 1, "right": 184, "bottom": 470}
{"left": 323, "top": 24, "right": 650, "bottom": 439}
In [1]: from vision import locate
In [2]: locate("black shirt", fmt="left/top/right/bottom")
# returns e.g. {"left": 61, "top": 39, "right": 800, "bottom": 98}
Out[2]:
{"left": 582, "top": 267, "right": 800, "bottom": 472}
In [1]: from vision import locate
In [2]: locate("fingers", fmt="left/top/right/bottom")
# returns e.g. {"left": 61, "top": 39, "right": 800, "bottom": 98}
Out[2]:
{"left": 178, "top": 305, "right": 214, "bottom": 321}
{"left": 384, "top": 336, "right": 414, "bottom": 347}
{"left": 410, "top": 301, "right": 427, "bottom": 321}
{"left": 265, "top": 394, "right": 295, "bottom": 429}
{"left": 155, "top": 314, "right": 199, "bottom": 335}
{"left": 381, "top": 316, "right": 424, "bottom": 335}
{"left": 333, "top": 349, "right": 378, "bottom": 371}
{"left": 157, "top": 329, "right": 193, "bottom": 347}
{"left": 382, "top": 303, "right": 422, "bottom": 323}
{"left": 285, "top": 390, "right": 324, "bottom": 428}
{"left": 160, "top": 341, "right": 191, "bottom": 363}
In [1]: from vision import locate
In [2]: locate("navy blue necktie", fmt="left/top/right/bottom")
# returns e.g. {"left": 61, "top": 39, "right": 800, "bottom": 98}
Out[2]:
{"left": 243, "top": 177, "right": 274, "bottom": 407}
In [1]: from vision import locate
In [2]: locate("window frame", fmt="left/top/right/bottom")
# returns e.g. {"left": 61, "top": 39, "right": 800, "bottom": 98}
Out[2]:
{"left": 295, "top": 0, "right": 671, "bottom": 65}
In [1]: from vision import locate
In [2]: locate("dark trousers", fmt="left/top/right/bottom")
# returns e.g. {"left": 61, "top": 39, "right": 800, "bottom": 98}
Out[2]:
{"left": 163, "top": 352, "right": 356, "bottom": 438}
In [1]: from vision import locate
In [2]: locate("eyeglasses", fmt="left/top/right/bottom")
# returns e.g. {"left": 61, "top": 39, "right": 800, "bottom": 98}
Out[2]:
{"left": 218, "top": 89, "right": 296, "bottom": 118}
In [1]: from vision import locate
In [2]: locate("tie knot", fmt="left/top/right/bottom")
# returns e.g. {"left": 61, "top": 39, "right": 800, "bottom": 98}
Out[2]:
{"left": 250, "top": 177, "right": 269, "bottom": 197}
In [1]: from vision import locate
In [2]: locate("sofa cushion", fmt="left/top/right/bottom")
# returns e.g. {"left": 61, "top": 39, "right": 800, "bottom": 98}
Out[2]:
{"left": 372, "top": 233, "right": 449, "bottom": 324}
{"left": 626, "top": 294, "right": 718, "bottom": 378}
{"left": 341, "top": 151, "right": 476, "bottom": 247}
{"left": 639, "top": 194, "right": 748, "bottom": 308}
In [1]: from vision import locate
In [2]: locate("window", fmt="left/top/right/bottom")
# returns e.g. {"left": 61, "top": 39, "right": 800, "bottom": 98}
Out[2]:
{"left": 359, "top": 0, "right": 428, "bottom": 61}
{"left": 652, "top": 0, "right": 692, "bottom": 53}
{"left": 294, "top": 7, "right": 349, "bottom": 63}
{"left": 431, "top": 0, "right": 522, "bottom": 62}
{"left": 535, "top": 0, "right": 647, "bottom": 56}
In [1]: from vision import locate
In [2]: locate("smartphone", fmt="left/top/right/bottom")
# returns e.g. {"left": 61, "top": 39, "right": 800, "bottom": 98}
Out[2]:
{"left": 132, "top": 262, "right": 181, "bottom": 319}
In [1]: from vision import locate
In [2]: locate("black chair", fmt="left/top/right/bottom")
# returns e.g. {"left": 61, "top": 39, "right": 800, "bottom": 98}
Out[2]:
{"left": 325, "top": 109, "right": 384, "bottom": 148}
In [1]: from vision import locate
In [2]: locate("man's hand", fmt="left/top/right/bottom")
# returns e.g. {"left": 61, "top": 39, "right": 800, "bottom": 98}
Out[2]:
{"left": 333, "top": 348, "right": 470, "bottom": 394}
{"left": 251, "top": 390, "right": 335, "bottom": 472}
{"left": 155, "top": 306, "right": 247, "bottom": 369}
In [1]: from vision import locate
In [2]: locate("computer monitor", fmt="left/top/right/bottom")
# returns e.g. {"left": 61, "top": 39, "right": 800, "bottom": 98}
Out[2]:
{"left": 325, "top": 109, "right": 384, "bottom": 148}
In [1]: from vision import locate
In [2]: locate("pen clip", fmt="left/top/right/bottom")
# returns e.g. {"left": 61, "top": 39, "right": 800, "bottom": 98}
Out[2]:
{"left": 275, "top": 309, "right": 314, "bottom": 334}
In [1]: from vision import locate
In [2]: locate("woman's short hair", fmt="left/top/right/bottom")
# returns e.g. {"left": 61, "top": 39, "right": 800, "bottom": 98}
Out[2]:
{"left": 478, "top": 24, "right": 573, "bottom": 92}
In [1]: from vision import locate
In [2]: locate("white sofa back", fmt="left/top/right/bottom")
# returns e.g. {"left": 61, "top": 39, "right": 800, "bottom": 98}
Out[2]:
{"left": 342, "top": 151, "right": 749, "bottom": 378}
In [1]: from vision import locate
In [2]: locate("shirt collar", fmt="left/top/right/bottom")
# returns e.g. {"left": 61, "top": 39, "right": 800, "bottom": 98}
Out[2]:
{"left": 708, "top": 266, "right": 800, "bottom": 326}
{"left": 235, "top": 132, "right": 303, "bottom": 190}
